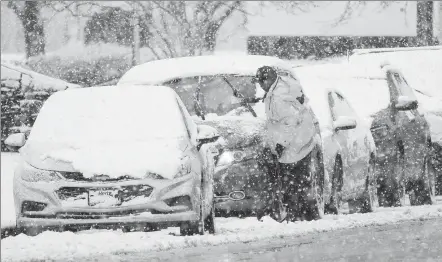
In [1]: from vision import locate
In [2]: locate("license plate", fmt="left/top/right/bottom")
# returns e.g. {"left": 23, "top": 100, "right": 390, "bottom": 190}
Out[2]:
{"left": 89, "top": 188, "right": 120, "bottom": 207}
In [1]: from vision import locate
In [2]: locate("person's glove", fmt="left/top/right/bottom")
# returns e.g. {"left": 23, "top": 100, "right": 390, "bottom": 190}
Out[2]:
{"left": 275, "top": 143, "right": 285, "bottom": 158}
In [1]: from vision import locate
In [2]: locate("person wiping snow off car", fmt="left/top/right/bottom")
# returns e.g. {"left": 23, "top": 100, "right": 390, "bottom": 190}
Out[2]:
{"left": 246, "top": 66, "right": 321, "bottom": 222}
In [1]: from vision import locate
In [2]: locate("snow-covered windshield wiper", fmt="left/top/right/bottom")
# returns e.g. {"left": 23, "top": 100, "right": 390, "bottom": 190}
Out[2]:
{"left": 412, "top": 88, "right": 431, "bottom": 97}
{"left": 222, "top": 76, "right": 257, "bottom": 117}
{"left": 195, "top": 77, "right": 206, "bottom": 120}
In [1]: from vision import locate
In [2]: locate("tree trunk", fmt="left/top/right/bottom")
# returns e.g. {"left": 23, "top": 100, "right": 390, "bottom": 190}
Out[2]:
{"left": 22, "top": 1, "right": 45, "bottom": 58}
{"left": 131, "top": 13, "right": 140, "bottom": 66}
{"left": 417, "top": 1, "right": 435, "bottom": 46}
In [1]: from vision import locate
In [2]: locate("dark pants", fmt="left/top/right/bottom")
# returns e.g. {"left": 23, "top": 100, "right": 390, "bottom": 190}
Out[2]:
{"left": 279, "top": 153, "right": 312, "bottom": 220}
{"left": 257, "top": 149, "right": 312, "bottom": 221}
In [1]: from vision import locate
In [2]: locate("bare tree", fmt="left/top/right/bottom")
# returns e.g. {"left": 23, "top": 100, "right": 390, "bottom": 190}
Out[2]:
{"left": 148, "top": 1, "right": 247, "bottom": 57}
{"left": 6, "top": 1, "right": 45, "bottom": 58}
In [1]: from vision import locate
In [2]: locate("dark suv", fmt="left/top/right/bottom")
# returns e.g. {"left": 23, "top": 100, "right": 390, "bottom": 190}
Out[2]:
{"left": 303, "top": 63, "right": 436, "bottom": 207}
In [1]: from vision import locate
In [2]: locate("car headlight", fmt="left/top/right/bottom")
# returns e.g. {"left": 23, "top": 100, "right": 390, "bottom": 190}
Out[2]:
{"left": 21, "top": 162, "right": 63, "bottom": 182}
{"left": 217, "top": 150, "right": 247, "bottom": 167}
{"left": 174, "top": 156, "right": 192, "bottom": 179}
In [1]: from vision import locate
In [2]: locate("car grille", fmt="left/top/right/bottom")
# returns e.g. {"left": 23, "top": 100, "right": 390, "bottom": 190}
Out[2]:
{"left": 61, "top": 172, "right": 139, "bottom": 182}
{"left": 55, "top": 210, "right": 149, "bottom": 219}
{"left": 56, "top": 185, "right": 153, "bottom": 207}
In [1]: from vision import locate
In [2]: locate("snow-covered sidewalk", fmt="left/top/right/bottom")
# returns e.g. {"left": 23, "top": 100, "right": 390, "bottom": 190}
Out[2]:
{"left": 2, "top": 204, "right": 442, "bottom": 261}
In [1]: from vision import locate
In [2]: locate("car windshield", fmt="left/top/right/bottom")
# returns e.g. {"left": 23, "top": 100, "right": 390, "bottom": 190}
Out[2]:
{"left": 27, "top": 87, "right": 188, "bottom": 146}
{"left": 163, "top": 75, "right": 257, "bottom": 118}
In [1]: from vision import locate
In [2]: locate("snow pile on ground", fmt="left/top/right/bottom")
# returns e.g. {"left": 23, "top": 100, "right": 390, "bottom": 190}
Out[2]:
{"left": 2, "top": 204, "right": 442, "bottom": 261}
{"left": 1, "top": 153, "right": 20, "bottom": 229}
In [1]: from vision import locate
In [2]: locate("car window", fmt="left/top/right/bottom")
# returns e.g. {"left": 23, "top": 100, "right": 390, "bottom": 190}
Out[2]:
{"left": 164, "top": 77, "right": 200, "bottom": 115}
{"left": 392, "top": 72, "right": 418, "bottom": 100}
{"left": 176, "top": 97, "right": 197, "bottom": 140}
{"left": 329, "top": 92, "right": 357, "bottom": 121}
{"left": 164, "top": 75, "right": 257, "bottom": 118}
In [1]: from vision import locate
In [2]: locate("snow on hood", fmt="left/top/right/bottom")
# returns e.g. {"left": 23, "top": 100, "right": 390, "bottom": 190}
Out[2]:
{"left": 425, "top": 112, "right": 442, "bottom": 146}
{"left": 23, "top": 141, "right": 186, "bottom": 180}
{"left": 196, "top": 116, "right": 266, "bottom": 149}
{"left": 1, "top": 63, "right": 80, "bottom": 91}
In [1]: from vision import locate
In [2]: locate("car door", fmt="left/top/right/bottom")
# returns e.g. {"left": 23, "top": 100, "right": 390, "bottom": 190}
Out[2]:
{"left": 386, "top": 70, "right": 429, "bottom": 178}
{"left": 328, "top": 91, "right": 369, "bottom": 195}
{"left": 176, "top": 97, "right": 216, "bottom": 213}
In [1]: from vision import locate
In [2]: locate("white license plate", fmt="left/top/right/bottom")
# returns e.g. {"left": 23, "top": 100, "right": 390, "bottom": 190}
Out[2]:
{"left": 89, "top": 188, "right": 120, "bottom": 207}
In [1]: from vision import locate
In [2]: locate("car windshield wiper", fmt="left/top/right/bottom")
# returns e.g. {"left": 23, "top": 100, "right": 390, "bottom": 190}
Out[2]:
{"left": 222, "top": 76, "right": 257, "bottom": 117}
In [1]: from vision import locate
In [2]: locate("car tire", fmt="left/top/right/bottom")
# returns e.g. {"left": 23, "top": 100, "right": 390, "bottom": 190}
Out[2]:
{"left": 305, "top": 148, "right": 325, "bottom": 220}
{"left": 180, "top": 200, "right": 216, "bottom": 236}
{"left": 204, "top": 201, "right": 216, "bottom": 234}
{"left": 349, "top": 155, "right": 378, "bottom": 213}
{"left": 377, "top": 144, "right": 405, "bottom": 207}
{"left": 409, "top": 157, "right": 435, "bottom": 206}
{"left": 325, "top": 156, "right": 343, "bottom": 215}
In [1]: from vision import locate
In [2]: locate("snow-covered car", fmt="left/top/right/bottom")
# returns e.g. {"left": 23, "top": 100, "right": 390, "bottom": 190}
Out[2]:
{"left": 349, "top": 46, "right": 442, "bottom": 195}
{"left": 117, "top": 54, "right": 376, "bottom": 216}
{"left": 5, "top": 85, "right": 220, "bottom": 236}
{"left": 294, "top": 68, "right": 378, "bottom": 214}
{"left": 296, "top": 63, "right": 436, "bottom": 207}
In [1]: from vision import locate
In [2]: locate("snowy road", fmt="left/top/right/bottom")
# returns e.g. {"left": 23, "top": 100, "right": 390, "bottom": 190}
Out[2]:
{"left": 88, "top": 218, "right": 442, "bottom": 262}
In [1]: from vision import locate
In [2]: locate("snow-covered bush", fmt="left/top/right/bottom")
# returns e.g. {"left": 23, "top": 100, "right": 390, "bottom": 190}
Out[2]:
{"left": 26, "top": 54, "right": 132, "bottom": 87}
{"left": 1, "top": 64, "right": 77, "bottom": 151}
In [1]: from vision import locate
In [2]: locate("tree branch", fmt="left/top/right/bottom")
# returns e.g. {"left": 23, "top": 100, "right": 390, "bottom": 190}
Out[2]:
{"left": 151, "top": 1, "right": 185, "bottom": 25}
{"left": 6, "top": 1, "right": 24, "bottom": 20}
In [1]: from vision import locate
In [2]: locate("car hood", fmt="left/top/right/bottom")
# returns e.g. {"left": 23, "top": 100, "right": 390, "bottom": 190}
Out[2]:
{"left": 196, "top": 116, "right": 266, "bottom": 149}
{"left": 21, "top": 140, "right": 187, "bottom": 180}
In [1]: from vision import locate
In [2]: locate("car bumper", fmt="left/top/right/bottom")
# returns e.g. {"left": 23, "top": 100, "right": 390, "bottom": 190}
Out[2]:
{"left": 14, "top": 173, "right": 200, "bottom": 227}
{"left": 17, "top": 211, "right": 198, "bottom": 228}
{"left": 214, "top": 159, "right": 267, "bottom": 213}
{"left": 215, "top": 199, "right": 264, "bottom": 214}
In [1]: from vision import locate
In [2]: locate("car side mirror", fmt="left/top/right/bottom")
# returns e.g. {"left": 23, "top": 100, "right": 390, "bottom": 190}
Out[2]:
{"left": 196, "top": 125, "right": 220, "bottom": 149}
{"left": 5, "top": 133, "right": 26, "bottom": 148}
{"left": 395, "top": 96, "right": 418, "bottom": 111}
{"left": 333, "top": 117, "right": 357, "bottom": 132}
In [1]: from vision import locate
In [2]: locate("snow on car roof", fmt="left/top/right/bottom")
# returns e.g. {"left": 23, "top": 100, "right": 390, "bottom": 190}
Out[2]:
{"left": 117, "top": 55, "right": 294, "bottom": 85}
{"left": 349, "top": 47, "right": 442, "bottom": 97}
{"left": 1, "top": 63, "right": 80, "bottom": 91}
{"left": 295, "top": 64, "right": 391, "bottom": 122}
{"left": 294, "top": 62, "right": 387, "bottom": 80}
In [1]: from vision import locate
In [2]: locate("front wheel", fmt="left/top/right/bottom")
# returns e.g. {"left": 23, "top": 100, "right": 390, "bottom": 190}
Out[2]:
{"left": 325, "top": 156, "right": 343, "bottom": 215}
{"left": 180, "top": 200, "right": 216, "bottom": 236}
{"left": 409, "top": 157, "right": 435, "bottom": 206}
{"left": 305, "top": 149, "right": 324, "bottom": 220}
{"left": 349, "top": 156, "right": 378, "bottom": 213}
